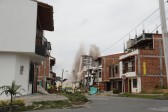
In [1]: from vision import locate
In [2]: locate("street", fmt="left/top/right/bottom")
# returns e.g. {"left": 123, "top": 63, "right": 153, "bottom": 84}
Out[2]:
{"left": 26, "top": 96, "right": 168, "bottom": 112}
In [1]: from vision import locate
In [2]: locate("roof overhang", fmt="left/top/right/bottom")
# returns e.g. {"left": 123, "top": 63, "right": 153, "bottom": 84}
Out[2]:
{"left": 37, "top": 1, "right": 54, "bottom": 31}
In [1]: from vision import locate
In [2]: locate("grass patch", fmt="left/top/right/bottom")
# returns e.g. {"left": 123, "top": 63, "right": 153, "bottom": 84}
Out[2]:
{"left": 63, "top": 92, "right": 89, "bottom": 105}
{"left": 119, "top": 93, "right": 161, "bottom": 99}
{"left": 18, "top": 93, "right": 89, "bottom": 111}
{"left": 155, "top": 93, "right": 168, "bottom": 100}
{"left": 19, "top": 100, "right": 72, "bottom": 111}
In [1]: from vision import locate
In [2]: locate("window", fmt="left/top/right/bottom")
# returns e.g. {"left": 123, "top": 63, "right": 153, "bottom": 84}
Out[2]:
{"left": 123, "top": 62, "right": 128, "bottom": 73}
{"left": 20, "top": 66, "right": 24, "bottom": 75}
{"left": 115, "top": 65, "right": 118, "bottom": 74}
{"left": 29, "top": 62, "right": 34, "bottom": 83}
{"left": 133, "top": 79, "right": 137, "bottom": 88}
{"left": 111, "top": 67, "right": 114, "bottom": 77}
{"left": 99, "top": 71, "right": 101, "bottom": 78}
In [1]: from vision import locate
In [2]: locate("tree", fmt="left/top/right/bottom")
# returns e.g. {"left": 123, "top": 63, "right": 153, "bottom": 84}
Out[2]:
{"left": 0, "top": 80, "right": 24, "bottom": 104}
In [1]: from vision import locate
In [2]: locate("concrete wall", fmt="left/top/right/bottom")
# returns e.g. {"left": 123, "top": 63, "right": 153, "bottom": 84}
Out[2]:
{"left": 0, "top": 53, "right": 16, "bottom": 100}
{"left": 15, "top": 54, "right": 31, "bottom": 95}
{"left": 131, "top": 77, "right": 141, "bottom": 93}
{"left": 0, "top": 0, "right": 37, "bottom": 53}
{"left": 0, "top": 53, "right": 32, "bottom": 100}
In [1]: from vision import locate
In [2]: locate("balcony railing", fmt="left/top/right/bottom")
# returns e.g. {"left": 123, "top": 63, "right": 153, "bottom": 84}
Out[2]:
{"left": 35, "top": 33, "right": 51, "bottom": 57}
{"left": 35, "top": 45, "right": 46, "bottom": 57}
{"left": 123, "top": 66, "right": 135, "bottom": 74}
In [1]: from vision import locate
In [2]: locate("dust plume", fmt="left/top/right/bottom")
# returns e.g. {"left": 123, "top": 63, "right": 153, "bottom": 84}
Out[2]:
{"left": 89, "top": 44, "right": 100, "bottom": 59}
{"left": 72, "top": 43, "right": 85, "bottom": 82}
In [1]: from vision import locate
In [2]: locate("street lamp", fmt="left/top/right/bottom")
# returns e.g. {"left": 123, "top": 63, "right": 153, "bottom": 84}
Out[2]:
{"left": 61, "top": 69, "right": 68, "bottom": 88}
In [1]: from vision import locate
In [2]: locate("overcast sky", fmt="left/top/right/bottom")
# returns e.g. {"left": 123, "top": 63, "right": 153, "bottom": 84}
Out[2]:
{"left": 40, "top": 0, "right": 168, "bottom": 78}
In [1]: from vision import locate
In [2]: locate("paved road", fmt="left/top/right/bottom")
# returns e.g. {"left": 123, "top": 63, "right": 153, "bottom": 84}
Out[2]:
{"left": 26, "top": 96, "right": 168, "bottom": 112}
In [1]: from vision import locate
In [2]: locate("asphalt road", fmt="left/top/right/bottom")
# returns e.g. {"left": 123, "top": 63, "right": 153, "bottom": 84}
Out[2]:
{"left": 26, "top": 96, "right": 168, "bottom": 112}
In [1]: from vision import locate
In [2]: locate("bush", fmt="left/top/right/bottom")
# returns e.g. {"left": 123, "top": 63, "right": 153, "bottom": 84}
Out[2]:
{"left": 0, "top": 100, "right": 10, "bottom": 107}
{"left": 155, "top": 85, "right": 168, "bottom": 89}
{"left": 0, "top": 99, "right": 25, "bottom": 107}
{"left": 113, "top": 89, "right": 121, "bottom": 94}
{"left": 63, "top": 93, "right": 89, "bottom": 105}
{"left": 12, "top": 99, "right": 25, "bottom": 106}
{"left": 119, "top": 93, "right": 131, "bottom": 97}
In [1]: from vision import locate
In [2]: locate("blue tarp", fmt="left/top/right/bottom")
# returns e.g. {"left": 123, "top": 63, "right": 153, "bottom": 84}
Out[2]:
{"left": 89, "top": 87, "right": 98, "bottom": 95}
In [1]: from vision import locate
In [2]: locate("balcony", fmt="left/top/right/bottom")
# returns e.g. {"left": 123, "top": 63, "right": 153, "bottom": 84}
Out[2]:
{"left": 35, "top": 34, "right": 51, "bottom": 57}
{"left": 121, "top": 56, "right": 136, "bottom": 78}
{"left": 123, "top": 66, "right": 135, "bottom": 74}
{"left": 50, "top": 58, "right": 56, "bottom": 66}
{"left": 127, "top": 33, "right": 153, "bottom": 50}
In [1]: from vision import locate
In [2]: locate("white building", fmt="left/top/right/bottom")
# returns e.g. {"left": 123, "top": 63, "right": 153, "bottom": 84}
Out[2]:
{"left": 77, "top": 55, "right": 101, "bottom": 88}
{"left": 0, "top": 0, "right": 54, "bottom": 100}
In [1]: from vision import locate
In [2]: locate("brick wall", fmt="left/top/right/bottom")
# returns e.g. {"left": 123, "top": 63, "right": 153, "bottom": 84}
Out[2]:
{"left": 37, "top": 57, "right": 50, "bottom": 88}
{"left": 141, "top": 76, "right": 167, "bottom": 91}
{"left": 139, "top": 34, "right": 167, "bottom": 91}
{"left": 102, "top": 53, "right": 125, "bottom": 81}
{"left": 140, "top": 57, "right": 166, "bottom": 76}
{"left": 99, "top": 82, "right": 105, "bottom": 91}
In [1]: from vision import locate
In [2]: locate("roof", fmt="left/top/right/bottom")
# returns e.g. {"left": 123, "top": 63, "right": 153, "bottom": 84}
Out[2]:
{"left": 33, "top": 0, "right": 54, "bottom": 31}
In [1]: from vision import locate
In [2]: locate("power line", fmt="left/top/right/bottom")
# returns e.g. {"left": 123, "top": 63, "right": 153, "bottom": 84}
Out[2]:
{"left": 151, "top": 18, "right": 168, "bottom": 33}
{"left": 101, "top": 1, "right": 167, "bottom": 53}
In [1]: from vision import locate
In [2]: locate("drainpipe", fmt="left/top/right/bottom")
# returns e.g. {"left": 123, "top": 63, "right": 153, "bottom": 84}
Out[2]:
{"left": 43, "top": 61, "right": 46, "bottom": 90}
{"left": 138, "top": 50, "right": 141, "bottom": 76}
{"left": 104, "top": 57, "right": 106, "bottom": 90}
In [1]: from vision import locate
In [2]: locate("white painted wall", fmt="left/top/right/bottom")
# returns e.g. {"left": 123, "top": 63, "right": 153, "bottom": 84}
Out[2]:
{"left": 131, "top": 77, "right": 141, "bottom": 93}
{"left": 0, "top": 53, "right": 33, "bottom": 100}
{"left": 124, "top": 72, "right": 136, "bottom": 78}
{"left": 120, "top": 49, "right": 139, "bottom": 60}
{"left": 119, "top": 61, "right": 123, "bottom": 78}
{"left": 0, "top": 0, "right": 37, "bottom": 53}
{"left": 0, "top": 53, "right": 16, "bottom": 100}
{"left": 15, "top": 54, "right": 32, "bottom": 95}
{"left": 137, "top": 77, "right": 141, "bottom": 93}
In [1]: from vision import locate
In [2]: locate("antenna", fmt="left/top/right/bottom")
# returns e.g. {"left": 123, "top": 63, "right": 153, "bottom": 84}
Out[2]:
{"left": 156, "top": 24, "right": 159, "bottom": 33}
{"left": 135, "top": 29, "right": 137, "bottom": 38}
{"left": 123, "top": 41, "right": 125, "bottom": 52}
{"left": 142, "top": 23, "right": 145, "bottom": 33}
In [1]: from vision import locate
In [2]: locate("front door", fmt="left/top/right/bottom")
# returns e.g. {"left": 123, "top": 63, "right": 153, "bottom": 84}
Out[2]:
{"left": 129, "top": 79, "right": 132, "bottom": 93}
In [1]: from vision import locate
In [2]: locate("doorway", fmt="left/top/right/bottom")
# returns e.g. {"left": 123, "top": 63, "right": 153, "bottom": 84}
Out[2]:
{"left": 129, "top": 79, "right": 132, "bottom": 93}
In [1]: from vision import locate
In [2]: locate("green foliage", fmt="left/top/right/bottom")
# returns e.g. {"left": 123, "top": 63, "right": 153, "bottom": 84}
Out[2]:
{"left": 64, "top": 92, "right": 89, "bottom": 104}
{"left": 19, "top": 100, "right": 72, "bottom": 111}
{"left": 0, "top": 100, "right": 10, "bottom": 107}
{"left": 113, "top": 89, "right": 121, "bottom": 94}
{"left": 0, "top": 80, "right": 24, "bottom": 104}
{"left": 12, "top": 99, "right": 25, "bottom": 106}
{"left": 119, "top": 93, "right": 161, "bottom": 99}
{"left": 155, "top": 85, "right": 168, "bottom": 89}
{"left": 0, "top": 99, "right": 25, "bottom": 107}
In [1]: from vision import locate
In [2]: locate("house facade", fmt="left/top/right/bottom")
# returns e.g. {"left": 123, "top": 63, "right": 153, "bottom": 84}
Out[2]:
{"left": 0, "top": 0, "right": 54, "bottom": 99}
{"left": 97, "top": 53, "right": 124, "bottom": 91}
{"left": 38, "top": 56, "right": 56, "bottom": 89}
{"left": 77, "top": 55, "right": 95, "bottom": 88}
{"left": 119, "top": 33, "right": 167, "bottom": 93}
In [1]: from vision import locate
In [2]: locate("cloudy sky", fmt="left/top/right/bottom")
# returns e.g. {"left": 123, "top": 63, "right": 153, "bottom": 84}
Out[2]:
{"left": 40, "top": 0, "right": 168, "bottom": 78}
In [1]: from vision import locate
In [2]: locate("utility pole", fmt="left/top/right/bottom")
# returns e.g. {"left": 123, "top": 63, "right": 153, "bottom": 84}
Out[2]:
{"left": 159, "top": 0, "right": 168, "bottom": 85}
{"left": 96, "top": 61, "right": 100, "bottom": 92}
{"left": 159, "top": 39, "right": 163, "bottom": 86}
{"left": 61, "top": 69, "right": 64, "bottom": 87}
{"left": 86, "top": 58, "right": 91, "bottom": 91}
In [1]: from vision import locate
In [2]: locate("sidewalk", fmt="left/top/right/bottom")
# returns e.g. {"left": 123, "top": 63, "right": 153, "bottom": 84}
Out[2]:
{"left": 15, "top": 94, "right": 68, "bottom": 106}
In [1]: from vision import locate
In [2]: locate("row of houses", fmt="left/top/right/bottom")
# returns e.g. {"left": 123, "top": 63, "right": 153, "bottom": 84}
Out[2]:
{"left": 78, "top": 32, "right": 167, "bottom": 93}
{"left": 0, "top": 0, "right": 56, "bottom": 100}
